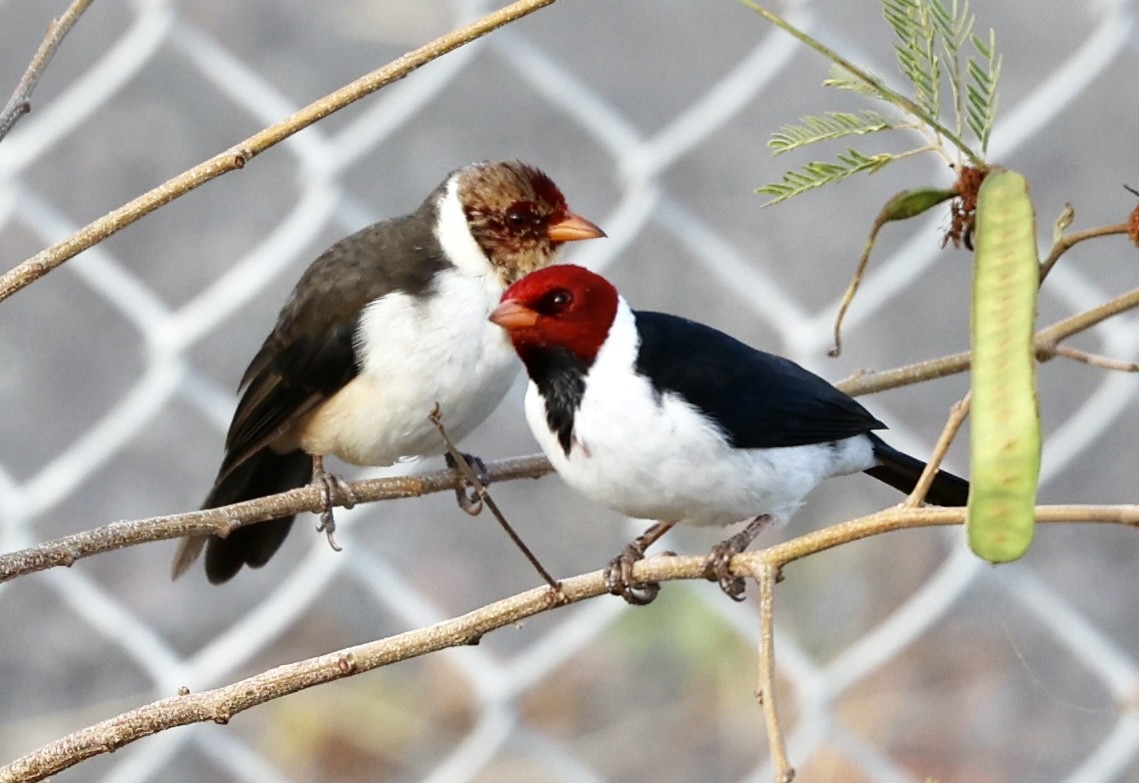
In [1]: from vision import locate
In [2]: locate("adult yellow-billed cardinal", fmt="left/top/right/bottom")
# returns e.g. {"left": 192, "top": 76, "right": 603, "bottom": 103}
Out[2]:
{"left": 173, "top": 161, "right": 605, "bottom": 584}
{"left": 490, "top": 265, "right": 969, "bottom": 603}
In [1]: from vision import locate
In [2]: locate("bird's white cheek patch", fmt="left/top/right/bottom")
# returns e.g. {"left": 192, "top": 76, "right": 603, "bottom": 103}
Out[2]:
{"left": 435, "top": 176, "right": 494, "bottom": 278}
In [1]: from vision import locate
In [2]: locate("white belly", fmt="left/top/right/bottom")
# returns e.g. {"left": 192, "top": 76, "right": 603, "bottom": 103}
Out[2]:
{"left": 524, "top": 371, "right": 875, "bottom": 528}
{"left": 297, "top": 271, "right": 516, "bottom": 466}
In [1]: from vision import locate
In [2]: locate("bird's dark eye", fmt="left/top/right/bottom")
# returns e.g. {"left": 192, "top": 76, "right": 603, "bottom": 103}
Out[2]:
{"left": 547, "top": 289, "right": 572, "bottom": 311}
{"left": 504, "top": 201, "right": 540, "bottom": 231}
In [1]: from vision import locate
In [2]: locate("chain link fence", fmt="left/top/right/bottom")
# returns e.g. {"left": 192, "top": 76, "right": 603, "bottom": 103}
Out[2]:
{"left": 2, "top": 0, "right": 1139, "bottom": 780}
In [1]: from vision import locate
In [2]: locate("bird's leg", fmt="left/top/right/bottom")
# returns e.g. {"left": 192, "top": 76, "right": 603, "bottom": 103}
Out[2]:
{"left": 445, "top": 451, "right": 489, "bottom": 516}
{"left": 704, "top": 514, "right": 773, "bottom": 601}
{"left": 312, "top": 454, "right": 354, "bottom": 552}
{"left": 605, "top": 521, "right": 676, "bottom": 605}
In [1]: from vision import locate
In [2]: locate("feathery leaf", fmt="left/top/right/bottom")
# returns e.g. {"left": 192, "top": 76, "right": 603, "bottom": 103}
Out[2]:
{"left": 768, "top": 111, "right": 894, "bottom": 155}
{"left": 822, "top": 63, "right": 884, "bottom": 96}
{"left": 883, "top": 0, "right": 940, "bottom": 116}
{"left": 757, "top": 149, "right": 893, "bottom": 205}
{"left": 966, "top": 28, "right": 1000, "bottom": 151}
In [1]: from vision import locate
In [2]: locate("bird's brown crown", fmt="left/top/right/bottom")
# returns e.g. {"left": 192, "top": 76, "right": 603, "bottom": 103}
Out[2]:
{"left": 458, "top": 161, "right": 604, "bottom": 285}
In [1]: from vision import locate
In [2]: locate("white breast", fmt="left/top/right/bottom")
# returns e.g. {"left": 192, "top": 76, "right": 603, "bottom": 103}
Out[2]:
{"left": 298, "top": 269, "right": 516, "bottom": 466}
{"left": 524, "top": 301, "right": 876, "bottom": 527}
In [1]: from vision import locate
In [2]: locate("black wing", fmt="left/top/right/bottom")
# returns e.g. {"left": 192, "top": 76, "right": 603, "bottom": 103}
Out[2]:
{"left": 632, "top": 310, "right": 884, "bottom": 449}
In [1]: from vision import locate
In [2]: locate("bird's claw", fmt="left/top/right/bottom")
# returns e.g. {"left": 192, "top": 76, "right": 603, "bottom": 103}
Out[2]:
{"left": 702, "top": 514, "right": 772, "bottom": 601}
{"left": 446, "top": 452, "right": 488, "bottom": 516}
{"left": 314, "top": 471, "right": 355, "bottom": 553}
{"left": 604, "top": 544, "right": 660, "bottom": 605}
{"left": 703, "top": 541, "right": 746, "bottom": 602}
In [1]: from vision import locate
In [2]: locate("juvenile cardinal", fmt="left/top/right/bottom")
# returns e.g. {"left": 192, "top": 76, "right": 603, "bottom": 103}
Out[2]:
{"left": 490, "top": 264, "right": 968, "bottom": 603}
{"left": 174, "top": 161, "right": 604, "bottom": 583}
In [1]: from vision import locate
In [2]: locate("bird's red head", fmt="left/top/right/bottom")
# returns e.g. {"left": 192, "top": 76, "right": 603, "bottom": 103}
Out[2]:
{"left": 490, "top": 264, "right": 620, "bottom": 363}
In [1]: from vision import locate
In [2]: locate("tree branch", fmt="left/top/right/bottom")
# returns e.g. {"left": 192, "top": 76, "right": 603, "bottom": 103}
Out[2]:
{"left": 0, "top": 0, "right": 93, "bottom": 143}
{"left": 1038, "top": 221, "right": 1129, "bottom": 281}
{"left": 754, "top": 561, "right": 793, "bottom": 783}
{"left": 839, "top": 281, "right": 1139, "bottom": 396}
{"left": 6, "top": 280, "right": 1139, "bottom": 585}
{"left": 0, "top": 0, "right": 557, "bottom": 303}
{"left": 903, "top": 392, "right": 971, "bottom": 507}
{"left": 0, "top": 456, "right": 553, "bottom": 583}
{"left": 3, "top": 503, "right": 1136, "bottom": 783}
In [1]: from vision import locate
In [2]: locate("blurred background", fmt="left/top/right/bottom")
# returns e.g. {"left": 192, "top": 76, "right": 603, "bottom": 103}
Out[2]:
{"left": 2, "top": 0, "right": 1139, "bottom": 781}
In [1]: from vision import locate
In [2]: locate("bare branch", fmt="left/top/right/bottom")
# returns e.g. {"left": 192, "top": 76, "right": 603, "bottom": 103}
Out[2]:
{"left": 904, "top": 392, "right": 971, "bottom": 507}
{"left": 755, "top": 562, "right": 794, "bottom": 783}
{"left": 0, "top": 0, "right": 93, "bottom": 143}
{"left": 1035, "top": 284, "right": 1139, "bottom": 353}
{"left": 7, "top": 280, "right": 1139, "bottom": 585}
{"left": 4, "top": 503, "right": 1137, "bottom": 783}
{"left": 1039, "top": 221, "right": 1130, "bottom": 281}
{"left": 0, "top": 455, "right": 553, "bottom": 583}
{"left": 839, "top": 282, "right": 1139, "bottom": 396}
{"left": 0, "top": 0, "right": 558, "bottom": 303}
{"left": 429, "top": 405, "right": 563, "bottom": 592}
{"left": 1044, "top": 343, "right": 1139, "bottom": 373}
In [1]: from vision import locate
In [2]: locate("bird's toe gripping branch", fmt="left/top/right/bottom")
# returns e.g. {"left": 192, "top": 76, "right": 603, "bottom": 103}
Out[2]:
{"left": 703, "top": 514, "right": 773, "bottom": 601}
{"left": 445, "top": 451, "right": 490, "bottom": 516}
{"left": 605, "top": 521, "right": 676, "bottom": 605}
{"left": 312, "top": 456, "right": 355, "bottom": 552}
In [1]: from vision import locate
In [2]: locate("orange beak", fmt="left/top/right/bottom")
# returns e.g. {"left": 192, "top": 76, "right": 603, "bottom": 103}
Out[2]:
{"left": 546, "top": 211, "right": 606, "bottom": 243}
{"left": 490, "top": 299, "right": 539, "bottom": 329}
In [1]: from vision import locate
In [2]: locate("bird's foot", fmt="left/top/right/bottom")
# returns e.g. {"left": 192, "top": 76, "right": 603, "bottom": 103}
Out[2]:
{"left": 702, "top": 514, "right": 772, "bottom": 601}
{"left": 703, "top": 541, "right": 747, "bottom": 601}
{"left": 603, "top": 521, "right": 677, "bottom": 605}
{"left": 445, "top": 451, "right": 489, "bottom": 516}
{"left": 313, "top": 464, "right": 355, "bottom": 552}
{"left": 604, "top": 543, "right": 659, "bottom": 605}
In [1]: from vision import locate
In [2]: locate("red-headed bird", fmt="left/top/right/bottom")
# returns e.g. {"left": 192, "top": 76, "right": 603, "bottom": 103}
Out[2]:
{"left": 490, "top": 265, "right": 968, "bottom": 603}
{"left": 173, "top": 162, "right": 604, "bottom": 584}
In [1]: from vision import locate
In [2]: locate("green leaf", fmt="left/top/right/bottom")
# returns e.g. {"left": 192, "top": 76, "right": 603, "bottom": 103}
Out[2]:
{"left": 757, "top": 149, "right": 892, "bottom": 205}
{"left": 930, "top": 0, "right": 973, "bottom": 50}
{"left": 968, "top": 169, "right": 1040, "bottom": 563}
{"left": 966, "top": 28, "right": 1000, "bottom": 151}
{"left": 883, "top": 0, "right": 940, "bottom": 116}
{"left": 822, "top": 63, "right": 885, "bottom": 96}
{"left": 768, "top": 111, "right": 894, "bottom": 155}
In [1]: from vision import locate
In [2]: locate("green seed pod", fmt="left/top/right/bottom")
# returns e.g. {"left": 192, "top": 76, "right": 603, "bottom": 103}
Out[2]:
{"left": 967, "top": 169, "right": 1041, "bottom": 562}
{"left": 881, "top": 187, "right": 957, "bottom": 221}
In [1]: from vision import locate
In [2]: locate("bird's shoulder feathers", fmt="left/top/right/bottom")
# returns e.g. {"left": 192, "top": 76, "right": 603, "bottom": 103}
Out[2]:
{"left": 631, "top": 310, "right": 884, "bottom": 449}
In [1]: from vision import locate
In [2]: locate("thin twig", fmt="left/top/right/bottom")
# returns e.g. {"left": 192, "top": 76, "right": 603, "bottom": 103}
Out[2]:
{"left": 1035, "top": 284, "right": 1139, "bottom": 348}
{"left": 0, "top": 455, "right": 553, "bottom": 583}
{"left": 0, "top": 0, "right": 557, "bottom": 303}
{"left": 3, "top": 503, "right": 1137, "bottom": 783}
{"left": 837, "top": 350, "right": 971, "bottom": 396}
{"left": 1039, "top": 222, "right": 1129, "bottom": 281}
{"left": 904, "top": 392, "right": 971, "bottom": 507}
{"left": 838, "top": 280, "right": 1139, "bottom": 397}
{"left": 755, "top": 562, "right": 794, "bottom": 783}
{"left": 1045, "top": 344, "right": 1139, "bottom": 373}
{"left": 428, "top": 405, "right": 563, "bottom": 594}
{"left": 830, "top": 230, "right": 877, "bottom": 357}
{"left": 0, "top": 0, "right": 94, "bottom": 143}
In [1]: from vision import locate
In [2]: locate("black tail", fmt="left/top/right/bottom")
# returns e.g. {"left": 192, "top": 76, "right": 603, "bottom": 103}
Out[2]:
{"left": 172, "top": 449, "right": 313, "bottom": 584}
{"left": 863, "top": 433, "right": 969, "bottom": 506}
